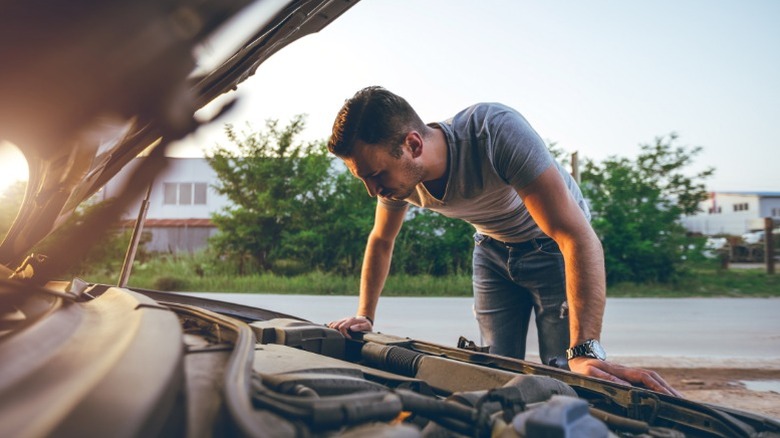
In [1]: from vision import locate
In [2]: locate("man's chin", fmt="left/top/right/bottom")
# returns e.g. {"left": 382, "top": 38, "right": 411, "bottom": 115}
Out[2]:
{"left": 382, "top": 191, "right": 411, "bottom": 201}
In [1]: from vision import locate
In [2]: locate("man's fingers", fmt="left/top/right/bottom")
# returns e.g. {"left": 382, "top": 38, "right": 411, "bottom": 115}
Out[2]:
{"left": 327, "top": 316, "right": 373, "bottom": 339}
{"left": 599, "top": 362, "right": 682, "bottom": 397}
{"left": 570, "top": 359, "right": 683, "bottom": 398}
{"left": 636, "top": 371, "right": 683, "bottom": 397}
{"left": 612, "top": 366, "right": 681, "bottom": 397}
{"left": 585, "top": 365, "right": 631, "bottom": 386}
{"left": 327, "top": 318, "right": 354, "bottom": 338}
{"left": 349, "top": 321, "right": 371, "bottom": 331}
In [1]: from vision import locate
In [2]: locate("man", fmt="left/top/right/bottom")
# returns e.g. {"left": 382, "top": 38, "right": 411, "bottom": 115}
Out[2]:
{"left": 327, "top": 86, "right": 680, "bottom": 396}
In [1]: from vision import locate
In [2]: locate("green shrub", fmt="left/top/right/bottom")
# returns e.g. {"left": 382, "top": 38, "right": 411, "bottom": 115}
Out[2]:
{"left": 271, "top": 259, "right": 309, "bottom": 277}
{"left": 153, "top": 276, "right": 190, "bottom": 291}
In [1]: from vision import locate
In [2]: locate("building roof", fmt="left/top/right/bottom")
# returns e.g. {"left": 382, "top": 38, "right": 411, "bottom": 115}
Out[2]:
{"left": 712, "top": 191, "right": 780, "bottom": 197}
{"left": 119, "top": 218, "right": 214, "bottom": 228}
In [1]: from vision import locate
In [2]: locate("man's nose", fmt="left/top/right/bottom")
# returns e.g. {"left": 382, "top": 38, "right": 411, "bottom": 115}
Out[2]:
{"left": 362, "top": 179, "right": 378, "bottom": 197}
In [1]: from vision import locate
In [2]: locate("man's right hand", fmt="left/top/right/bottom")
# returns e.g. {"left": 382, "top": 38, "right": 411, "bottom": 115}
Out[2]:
{"left": 328, "top": 316, "right": 373, "bottom": 338}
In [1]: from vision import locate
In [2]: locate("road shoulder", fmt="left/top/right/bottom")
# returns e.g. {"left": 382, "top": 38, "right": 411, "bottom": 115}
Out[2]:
{"left": 617, "top": 356, "right": 780, "bottom": 420}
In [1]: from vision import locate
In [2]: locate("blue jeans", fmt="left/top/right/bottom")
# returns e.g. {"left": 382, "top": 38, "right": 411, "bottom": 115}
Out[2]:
{"left": 472, "top": 232, "right": 570, "bottom": 366}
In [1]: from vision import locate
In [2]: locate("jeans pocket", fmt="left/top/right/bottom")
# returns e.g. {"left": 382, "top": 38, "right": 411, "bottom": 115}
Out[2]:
{"left": 536, "top": 238, "right": 562, "bottom": 257}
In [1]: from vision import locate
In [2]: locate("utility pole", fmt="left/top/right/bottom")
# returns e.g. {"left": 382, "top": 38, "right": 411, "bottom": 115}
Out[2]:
{"left": 766, "top": 217, "right": 775, "bottom": 275}
{"left": 571, "top": 151, "right": 580, "bottom": 184}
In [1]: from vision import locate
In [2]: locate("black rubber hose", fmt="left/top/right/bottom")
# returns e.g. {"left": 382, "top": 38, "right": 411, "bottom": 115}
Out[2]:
{"left": 395, "top": 389, "right": 475, "bottom": 423}
{"left": 360, "top": 343, "right": 423, "bottom": 377}
{"left": 251, "top": 377, "right": 403, "bottom": 430}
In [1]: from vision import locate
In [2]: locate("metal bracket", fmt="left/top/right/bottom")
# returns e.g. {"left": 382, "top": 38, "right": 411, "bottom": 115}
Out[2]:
{"left": 457, "top": 335, "right": 490, "bottom": 353}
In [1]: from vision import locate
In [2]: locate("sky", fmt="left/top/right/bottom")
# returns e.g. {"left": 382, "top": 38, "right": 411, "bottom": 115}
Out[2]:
{"left": 1, "top": 0, "right": 778, "bottom": 194}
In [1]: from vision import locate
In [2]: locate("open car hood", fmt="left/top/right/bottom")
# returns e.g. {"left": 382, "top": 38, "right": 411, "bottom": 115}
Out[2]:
{"left": 0, "top": 0, "right": 358, "bottom": 276}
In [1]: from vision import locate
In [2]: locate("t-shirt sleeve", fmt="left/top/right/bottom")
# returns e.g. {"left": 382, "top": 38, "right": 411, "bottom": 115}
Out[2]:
{"left": 486, "top": 105, "right": 554, "bottom": 189}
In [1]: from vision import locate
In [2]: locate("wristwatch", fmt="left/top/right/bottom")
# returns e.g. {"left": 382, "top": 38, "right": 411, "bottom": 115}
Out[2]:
{"left": 566, "top": 339, "right": 606, "bottom": 361}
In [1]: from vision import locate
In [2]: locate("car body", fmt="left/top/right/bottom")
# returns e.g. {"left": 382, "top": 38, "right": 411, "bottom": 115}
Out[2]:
{"left": 1, "top": 1, "right": 779, "bottom": 437}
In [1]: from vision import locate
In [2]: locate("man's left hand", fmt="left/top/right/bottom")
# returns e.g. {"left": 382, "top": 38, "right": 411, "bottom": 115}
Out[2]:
{"left": 568, "top": 357, "right": 683, "bottom": 397}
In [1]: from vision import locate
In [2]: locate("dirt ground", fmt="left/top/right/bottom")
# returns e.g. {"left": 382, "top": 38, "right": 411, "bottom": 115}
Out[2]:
{"left": 525, "top": 355, "right": 780, "bottom": 420}
{"left": 648, "top": 367, "right": 780, "bottom": 420}
{"left": 599, "top": 356, "right": 780, "bottom": 420}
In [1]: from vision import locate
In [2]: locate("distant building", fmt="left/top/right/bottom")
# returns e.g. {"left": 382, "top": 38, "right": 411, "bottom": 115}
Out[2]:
{"left": 681, "top": 191, "right": 780, "bottom": 235}
{"left": 101, "top": 158, "right": 230, "bottom": 253}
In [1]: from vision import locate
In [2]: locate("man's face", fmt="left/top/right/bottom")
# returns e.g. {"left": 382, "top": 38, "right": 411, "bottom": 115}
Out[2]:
{"left": 343, "top": 140, "right": 424, "bottom": 201}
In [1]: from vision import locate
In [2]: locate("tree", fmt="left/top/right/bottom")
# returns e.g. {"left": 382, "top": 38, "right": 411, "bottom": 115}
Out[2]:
{"left": 393, "top": 208, "right": 474, "bottom": 276}
{"left": 0, "top": 181, "right": 145, "bottom": 277}
{"left": 581, "top": 133, "right": 713, "bottom": 284}
{"left": 205, "top": 115, "right": 475, "bottom": 277}
{"left": 271, "top": 167, "right": 376, "bottom": 275}
{"left": 45, "top": 220, "right": 141, "bottom": 279}
{"left": 207, "top": 116, "right": 334, "bottom": 272}
{"left": 0, "top": 181, "right": 26, "bottom": 243}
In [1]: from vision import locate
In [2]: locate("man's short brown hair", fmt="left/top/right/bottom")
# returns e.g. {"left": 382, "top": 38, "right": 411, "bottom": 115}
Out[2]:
{"left": 328, "top": 86, "right": 427, "bottom": 158}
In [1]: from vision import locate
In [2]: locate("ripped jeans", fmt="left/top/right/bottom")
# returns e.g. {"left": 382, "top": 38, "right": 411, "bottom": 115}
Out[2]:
{"left": 472, "top": 232, "right": 570, "bottom": 366}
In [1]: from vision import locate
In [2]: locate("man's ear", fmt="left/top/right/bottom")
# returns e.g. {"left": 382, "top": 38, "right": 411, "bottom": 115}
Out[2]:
{"left": 406, "top": 131, "right": 424, "bottom": 158}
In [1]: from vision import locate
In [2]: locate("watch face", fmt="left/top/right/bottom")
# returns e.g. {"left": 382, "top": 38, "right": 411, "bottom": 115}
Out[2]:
{"left": 588, "top": 340, "right": 607, "bottom": 360}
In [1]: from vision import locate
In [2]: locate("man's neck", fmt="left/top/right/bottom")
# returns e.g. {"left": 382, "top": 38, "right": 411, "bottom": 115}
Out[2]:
{"left": 422, "top": 126, "right": 449, "bottom": 182}
{"left": 421, "top": 127, "right": 449, "bottom": 199}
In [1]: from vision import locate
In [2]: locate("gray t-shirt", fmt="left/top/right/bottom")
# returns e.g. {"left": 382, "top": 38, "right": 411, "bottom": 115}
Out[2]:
{"left": 379, "top": 103, "right": 590, "bottom": 243}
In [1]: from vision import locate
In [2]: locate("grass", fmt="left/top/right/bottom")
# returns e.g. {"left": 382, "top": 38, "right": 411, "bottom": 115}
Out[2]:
{"left": 80, "top": 256, "right": 779, "bottom": 297}
{"left": 608, "top": 262, "right": 780, "bottom": 297}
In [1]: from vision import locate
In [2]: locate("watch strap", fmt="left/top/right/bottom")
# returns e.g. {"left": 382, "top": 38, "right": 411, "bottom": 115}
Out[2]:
{"left": 566, "top": 339, "right": 606, "bottom": 361}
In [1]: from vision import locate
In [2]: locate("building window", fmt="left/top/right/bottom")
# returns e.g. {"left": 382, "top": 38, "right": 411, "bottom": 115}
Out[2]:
{"left": 773, "top": 207, "right": 780, "bottom": 217}
{"left": 163, "top": 183, "right": 177, "bottom": 204}
{"left": 179, "top": 183, "right": 192, "bottom": 205}
{"left": 194, "top": 183, "right": 207, "bottom": 205}
{"left": 163, "top": 182, "right": 207, "bottom": 205}
{"left": 733, "top": 202, "right": 749, "bottom": 212}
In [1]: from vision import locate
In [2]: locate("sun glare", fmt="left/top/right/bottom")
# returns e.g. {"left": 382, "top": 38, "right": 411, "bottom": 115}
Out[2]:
{"left": 0, "top": 141, "right": 28, "bottom": 195}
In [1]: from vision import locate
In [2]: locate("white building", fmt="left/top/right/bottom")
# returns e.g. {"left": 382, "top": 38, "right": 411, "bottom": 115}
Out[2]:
{"left": 102, "top": 158, "right": 230, "bottom": 253}
{"left": 681, "top": 191, "right": 780, "bottom": 236}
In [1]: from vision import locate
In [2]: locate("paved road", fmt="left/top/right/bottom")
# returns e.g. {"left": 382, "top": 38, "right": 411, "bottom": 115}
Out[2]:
{"left": 184, "top": 293, "right": 780, "bottom": 366}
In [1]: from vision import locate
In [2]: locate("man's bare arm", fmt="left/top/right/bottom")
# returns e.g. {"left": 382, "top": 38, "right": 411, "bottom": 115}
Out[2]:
{"left": 518, "top": 165, "right": 681, "bottom": 397}
{"left": 328, "top": 203, "right": 407, "bottom": 336}
{"left": 517, "top": 165, "right": 606, "bottom": 349}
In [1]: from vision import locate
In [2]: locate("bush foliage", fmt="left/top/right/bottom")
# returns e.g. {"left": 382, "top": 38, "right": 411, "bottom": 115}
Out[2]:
{"left": 0, "top": 119, "right": 717, "bottom": 288}
{"left": 205, "top": 120, "right": 713, "bottom": 285}
{"left": 581, "top": 134, "right": 713, "bottom": 284}
{"left": 206, "top": 117, "right": 473, "bottom": 277}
